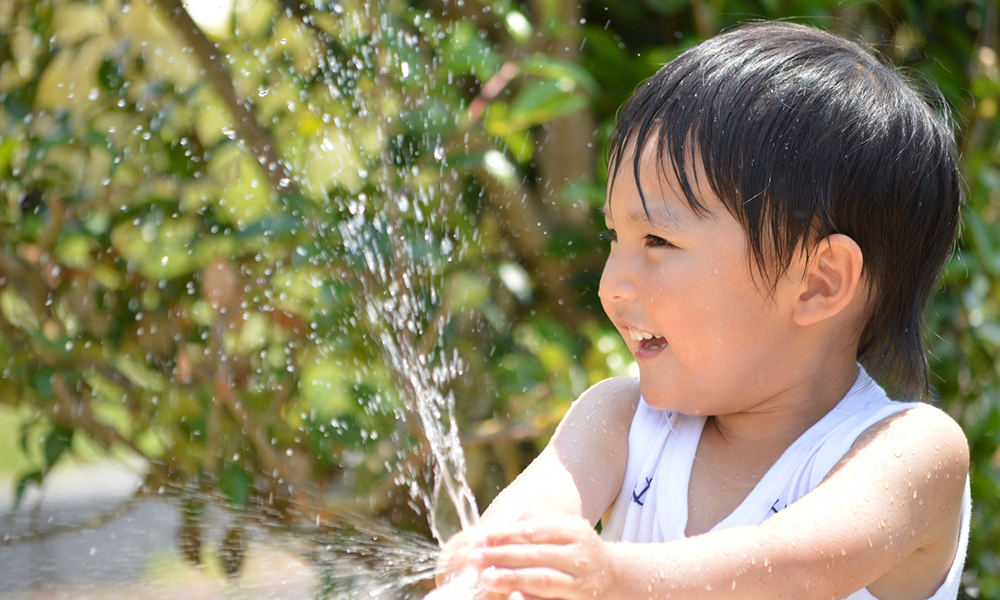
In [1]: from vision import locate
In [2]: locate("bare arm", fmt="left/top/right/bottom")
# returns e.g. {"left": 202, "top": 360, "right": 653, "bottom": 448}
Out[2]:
{"left": 480, "top": 376, "right": 640, "bottom": 525}
{"left": 476, "top": 404, "right": 969, "bottom": 600}
{"left": 436, "top": 377, "right": 639, "bottom": 584}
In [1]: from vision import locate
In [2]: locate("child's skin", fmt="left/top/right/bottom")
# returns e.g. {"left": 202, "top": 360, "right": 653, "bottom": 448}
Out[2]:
{"left": 437, "top": 148, "right": 969, "bottom": 600}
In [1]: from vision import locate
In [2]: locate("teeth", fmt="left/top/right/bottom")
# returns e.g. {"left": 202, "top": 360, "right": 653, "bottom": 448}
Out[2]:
{"left": 628, "top": 327, "right": 656, "bottom": 341}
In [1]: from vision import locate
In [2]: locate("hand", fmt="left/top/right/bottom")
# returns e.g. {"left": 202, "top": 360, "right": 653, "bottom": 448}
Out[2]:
{"left": 470, "top": 511, "right": 618, "bottom": 600}
{"left": 436, "top": 528, "right": 478, "bottom": 587}
{"left": 435, "top": 527, "right": 510, "bottom": 600}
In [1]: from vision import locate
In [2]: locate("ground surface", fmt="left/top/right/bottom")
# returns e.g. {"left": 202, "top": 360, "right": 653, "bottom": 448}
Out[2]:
{"left": 0, "top": 463, "right": 319, "bottom": 599}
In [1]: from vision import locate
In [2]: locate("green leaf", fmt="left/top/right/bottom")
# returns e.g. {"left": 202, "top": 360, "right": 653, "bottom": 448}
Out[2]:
{"left": 560, "top": 181, "right": 605, "bottom": 208}
{"left": 0, "top": 138, "right": 17, "bottom": 174}
{"left": 98, "top": 58, "right": 125, "bottom": 93}
{"left": 441, "top": 22, "right": 502, "bottom": 80}
{"left": 235, "top": 214, "right": 304, "bottom": 242}
{"left": 508, "top": 79, "right": 588, "bottom": 129}
{"left": 963, "top": 210, "right": 997, "bottom": 275}
{"left": 499, "top": 128, "right": 534, "bottom": 164}
{"left": 32, "top": 368, "right": 55, "bottom": 399}
{"left": 520, "top": 55, "right": 598, "bottom": 94}
{"left": 13, "top": 470, "right": 43, "bottom": 512}
{"left": 1, "top": 93, "right": 30, "bottom": 122}
{"left": 219, "top": 462, "right": 252, "bottom": 511}
{"left": 43, "top": 425, "right": 73, "bottom": 469}
{"left": 1, "top": 288, "right": 40, "bottom": 333}
{"left": 545, "top": 227, "right": 589, "bottom": 258}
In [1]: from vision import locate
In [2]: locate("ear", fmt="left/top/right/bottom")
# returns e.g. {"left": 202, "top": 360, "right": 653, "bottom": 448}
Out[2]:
{"left": 792, "top": 234, "right": 864, "bottom": 327}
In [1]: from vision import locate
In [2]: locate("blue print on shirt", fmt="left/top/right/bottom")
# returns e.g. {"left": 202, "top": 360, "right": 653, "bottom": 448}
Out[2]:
{"left": 632, "top": 477, "right": 652, "bottom": 506}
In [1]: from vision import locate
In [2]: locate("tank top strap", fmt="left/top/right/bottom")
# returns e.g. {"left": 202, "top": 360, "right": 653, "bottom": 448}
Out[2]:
{"left": 714, "top": 371, "right": 921, "bottom": 529}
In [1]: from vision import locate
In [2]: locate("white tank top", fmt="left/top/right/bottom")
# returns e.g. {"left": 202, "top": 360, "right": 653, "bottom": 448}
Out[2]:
{"left": 600, "top": 369, "right": 971, "bottom": 600}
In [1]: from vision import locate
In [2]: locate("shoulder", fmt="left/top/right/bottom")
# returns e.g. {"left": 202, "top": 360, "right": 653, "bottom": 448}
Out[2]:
{"left": 581, "top": 376, "right": 642, "bottom": 405}
{"left": 541, "top": 378, "right": 641, "bottom": 521}
{"left": 551, "top": 377, "right": 641, "bottom": 466}
{"left": 839, "top": 403, "right": 968, "bottom": 555}
{"left": 837, "top": 402, "right": 969, "bottom": 500}
{"left": 561, "top": 377, "right": 641, "bottom": 431}
{"left": 849, "top": 402, "right": 969, "bottom": 472}
{"left": 846, "top": 404, "right": 969, "bottom": 597}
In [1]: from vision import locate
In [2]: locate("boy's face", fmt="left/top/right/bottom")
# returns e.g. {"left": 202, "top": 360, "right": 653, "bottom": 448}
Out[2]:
{"left": 599, "top": 152, "right": 804, "bottom": 416}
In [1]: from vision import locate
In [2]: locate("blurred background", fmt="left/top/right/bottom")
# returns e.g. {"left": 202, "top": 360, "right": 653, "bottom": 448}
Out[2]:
{"left": 0, "top": 0, "right": 997, "bottom": 598}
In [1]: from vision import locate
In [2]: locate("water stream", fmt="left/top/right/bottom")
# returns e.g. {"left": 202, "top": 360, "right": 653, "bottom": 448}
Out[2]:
{"left": 333, "top": 205, "right": 483, "bottom": 599}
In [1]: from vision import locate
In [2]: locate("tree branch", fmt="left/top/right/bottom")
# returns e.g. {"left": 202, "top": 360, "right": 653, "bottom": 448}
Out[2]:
{"left": 150, "top": 0, "right": 291, "bottom": 196}
{"left": 51, "top": 375, "right": 150, "bottom": 461}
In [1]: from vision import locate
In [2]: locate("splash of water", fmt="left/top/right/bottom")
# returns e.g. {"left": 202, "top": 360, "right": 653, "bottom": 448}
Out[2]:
{"left": 340, "top": 204, "right": 479, "bottom": 542}
{"left": 333, "top": 201, "right": 482, "bottom": 599}
{"left": 307, "top": 517, "right": 442, "bottom": 600}
{"left": 312, "top": 5, "right": 484, "bottom": 596}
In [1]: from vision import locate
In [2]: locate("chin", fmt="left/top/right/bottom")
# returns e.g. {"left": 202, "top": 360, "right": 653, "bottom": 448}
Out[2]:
{"left": 638, "top": 378, "right": 716, "bottom": 416}
{"left": 638, "top": 383, "right": 689, "bottom": 414}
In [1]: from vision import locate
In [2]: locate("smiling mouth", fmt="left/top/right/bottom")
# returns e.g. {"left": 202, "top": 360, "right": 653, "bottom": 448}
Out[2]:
{"left": 627, "top": 327, "right": 668, "bottom": 350}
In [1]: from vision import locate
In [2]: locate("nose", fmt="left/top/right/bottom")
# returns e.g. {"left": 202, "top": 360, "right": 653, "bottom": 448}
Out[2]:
{"left": 598, "top": 246, "right": 638, "bottom": 304}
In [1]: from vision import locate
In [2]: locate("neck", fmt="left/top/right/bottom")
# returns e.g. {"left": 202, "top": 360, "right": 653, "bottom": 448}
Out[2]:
{"left": 710, "top": 359, "right": 859, "bottom": 447}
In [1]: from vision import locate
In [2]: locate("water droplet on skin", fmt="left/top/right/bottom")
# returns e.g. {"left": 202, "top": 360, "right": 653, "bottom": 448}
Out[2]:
{"left": 893, "top": 446, "right": 904, "bottom": 458}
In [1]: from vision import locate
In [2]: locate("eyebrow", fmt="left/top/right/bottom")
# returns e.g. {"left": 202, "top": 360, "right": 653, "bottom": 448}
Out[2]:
{"left": 602, "top": 203, "right": 690, "bottom": 233}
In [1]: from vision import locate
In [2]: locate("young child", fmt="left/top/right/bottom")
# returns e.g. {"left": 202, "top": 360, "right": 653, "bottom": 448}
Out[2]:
{"left": 437, "top": 21, "right": 970, "bottom": 600}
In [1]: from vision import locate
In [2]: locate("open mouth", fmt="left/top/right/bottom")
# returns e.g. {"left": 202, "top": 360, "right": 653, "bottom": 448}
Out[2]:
{"left": 628, "top": 327, "right": 668, "bottom": 350}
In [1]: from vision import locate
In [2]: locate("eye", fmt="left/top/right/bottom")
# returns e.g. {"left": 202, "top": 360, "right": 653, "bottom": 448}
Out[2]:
{"left": 644, "top": 234, "right": 673, "bottom": 248}
{"left": 599, "top": 229, "right": 617, "bottom": 243}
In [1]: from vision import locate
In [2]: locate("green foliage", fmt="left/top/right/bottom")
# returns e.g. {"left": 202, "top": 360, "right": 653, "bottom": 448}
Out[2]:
{"left": 0, "top": 0, "right": 997, "bottom": 595}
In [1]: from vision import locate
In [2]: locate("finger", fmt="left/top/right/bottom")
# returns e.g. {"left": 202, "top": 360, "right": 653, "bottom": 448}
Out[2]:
{"left": 470, "top": 544, "right": 579, "bottom": 573}
{"left": 479, "top": 566, "right": 575, "bottom": 598}
{"left": 481, "top": 518, "right": 586, "bottom": 546}
{"left": 436, "top": 531, "right": 473, "bottom": 585}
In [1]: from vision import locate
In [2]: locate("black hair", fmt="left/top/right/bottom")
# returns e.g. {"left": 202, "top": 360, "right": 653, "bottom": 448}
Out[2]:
{"left": 608, "top": 21, "right": 963, "bottom": 400}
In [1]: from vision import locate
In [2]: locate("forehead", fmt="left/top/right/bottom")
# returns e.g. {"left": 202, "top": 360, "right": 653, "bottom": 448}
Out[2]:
{"left": 603, "top": 145, "right": 720, "bottom": 228}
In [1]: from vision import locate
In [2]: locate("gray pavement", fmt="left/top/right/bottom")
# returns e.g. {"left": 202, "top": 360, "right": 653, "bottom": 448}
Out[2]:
{"left": 0, "top": 463, "right": 318, "bottom": 599}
